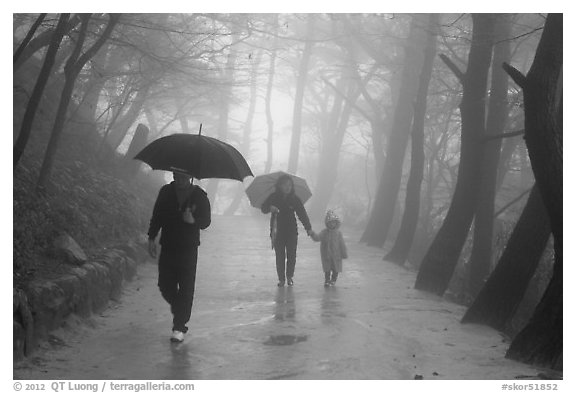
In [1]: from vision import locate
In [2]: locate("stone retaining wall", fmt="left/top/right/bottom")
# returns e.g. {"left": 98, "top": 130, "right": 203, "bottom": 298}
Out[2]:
{"left": 13, "top": 239, "right": 148, "bottom": 361}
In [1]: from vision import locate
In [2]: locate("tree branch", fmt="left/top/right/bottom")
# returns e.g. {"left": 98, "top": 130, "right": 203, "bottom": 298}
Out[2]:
{"left": 64, "top": 14, "right": 91, "bottom": 77}
{"left": 13, "top": 13, "right": 47, "bottom": 64}
{"left": 322, "top": 77, "right": 371, "bottom": 121}
{"left": 14, "top": 14, "right": 82, "bottom": 71}
{"left": 439, "top": 53, "right": 465, "bottom": 81}
{"left": 74, "top": 14, "right": 121, "bottom": 76}
{"left": 502, "top": 62, "right": 527, "bottom": 89}
{"left": 483, "top": 129, "right": 525, "bottom": 142}
{"left": 494, "top": 187, "right": 532, "bottom": 218}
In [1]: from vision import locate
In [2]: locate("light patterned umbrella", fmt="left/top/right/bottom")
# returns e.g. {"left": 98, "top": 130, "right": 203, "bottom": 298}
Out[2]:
{"left": 245, "top": 171, "right": 312, "bottom": 209}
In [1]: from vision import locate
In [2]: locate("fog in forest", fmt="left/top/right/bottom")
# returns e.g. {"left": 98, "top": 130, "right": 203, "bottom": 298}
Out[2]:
{"left": 68, "top": 14, "right": 541, "bottom": 230}
{"left": 14, "top": 13, "right": 563, "bottom": 374}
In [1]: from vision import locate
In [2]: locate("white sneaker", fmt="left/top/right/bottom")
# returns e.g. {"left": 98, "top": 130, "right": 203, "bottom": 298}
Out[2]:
{"left": 170, "top": 330, "right": 185, "bottom": 342}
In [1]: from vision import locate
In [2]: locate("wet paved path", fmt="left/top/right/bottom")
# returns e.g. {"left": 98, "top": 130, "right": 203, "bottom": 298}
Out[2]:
{"left": 14, "top": 216, "right": 543, "bottom": 379}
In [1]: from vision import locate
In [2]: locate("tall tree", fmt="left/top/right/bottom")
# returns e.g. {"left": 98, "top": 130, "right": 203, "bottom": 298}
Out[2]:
{"left": 384, "top": 14, "right": 438, "bottom": 264}
{"left": 103, "top": 14, "right": 173, "bottom": 152}
{"left": 37, "top": 14, "right": 120, "bottom": 190}
{"left": 495, "top": 134, "right": 523, "bottom": 191}
{"left": 13, "top": 13, "right": 47, "bottom": 65}
{"left": 468, "top": 14, "right": 512, "bottom": 296}
{"left": 287, "top": 14, "right": 315, "bottom": 174}
{"left": 415, "top": 14, "right": 495, "bottom": 295}
{"left": 462, "top": 186, "right": 550, "bottom": 330}
{"left": 503, "top": 13, "right": 562, "bottom": 370}
{"left": 309, "top": 70, "right": 361, "bottom": 219}
{"left": 419, "top": 93, "right": 460, "bottom": 247}
{"left": 13, "top": 14, "right": 81, "bottom": 72}
{"left": 205, "top": 28, "right": 239, "bottom": 203}
{"left": 341, "top": 15, "right": 401, "bottom": 183}
{"left": 105, "top": 85, "right": 151, "bottom": 152}
{"left": 123, "top": 123, "right": 150, "bottom": 179}
{"left": 360, "top": 14, "right": 427, "bottom": 246}
{"left": 13, "top": 13, "right": 70, "bottom": 168}
{"left": 67, "top": 42, "right": 113, "bottom": 131}
{"left": 224, "top": 49, "right": 263, "bottom": 215}
{"left": 264, "top": 14, "right": 279, "bottom": 174}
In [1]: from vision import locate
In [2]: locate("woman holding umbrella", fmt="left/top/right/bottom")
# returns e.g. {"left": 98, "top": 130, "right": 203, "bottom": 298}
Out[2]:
{"left": 261, "top": 174, "right": 314, "bottom": 287}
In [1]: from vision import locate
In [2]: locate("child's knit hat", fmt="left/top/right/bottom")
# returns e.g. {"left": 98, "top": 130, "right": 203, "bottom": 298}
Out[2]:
{"left": 325, "top": 209, "right": 340, "bottom": 225}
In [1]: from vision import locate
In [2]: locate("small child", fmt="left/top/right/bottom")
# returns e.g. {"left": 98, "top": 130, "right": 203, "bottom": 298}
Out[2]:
{"left": 310, "top": 210, "right": 348, "bottom": 286}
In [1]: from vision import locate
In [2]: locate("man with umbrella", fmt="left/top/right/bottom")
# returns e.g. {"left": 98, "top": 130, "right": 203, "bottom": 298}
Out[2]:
{"left": 147, "top": 169, "right": 211, "bottom": 343}
{"left": 137, "top": 128, "right": 253, "bottom": 343}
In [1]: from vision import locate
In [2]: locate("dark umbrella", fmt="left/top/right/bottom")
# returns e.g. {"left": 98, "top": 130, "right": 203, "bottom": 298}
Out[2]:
{"left": 134, "top": 130, "right": 253, "bottom": 181}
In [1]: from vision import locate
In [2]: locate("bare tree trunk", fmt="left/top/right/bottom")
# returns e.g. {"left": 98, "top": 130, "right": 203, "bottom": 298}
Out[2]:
{"left": 264, "top": 14, "right": 279, "bottom": 174}
{"left": 37, "top": 14, "right": 120, "bottom": 191}
{"left": 518, "top": 144, "right": 532, "bottom": 188}
{"left": 385, "top": 14, "right": 438, "bottom": 265}
{"left": 105, "top": 85, "right": 150, "bottom": 152}
{"left": 421, "top": 150, "right": 435, "bottom": 242}
{"left": 123, "top": 123, "right": 150, "bottom": 179}
{"left": 503, "top": 13, "right": 562, "bottom": 370}
{"left": 287, "top": 14, "right": 315, "bottom": 174}
{"left": 352, "top": 64, "right": 387, "bottom": 178}
{"left": 173, "top": 80, "right": 195, "bottom": 135}
{"left": 206, "top": 36, "right": 238, "bottom": 203}
{"left": 224, "top": 50, "right": 263, "bottom": 215}
{"left": 415, "top": 14, "right": 495, "bottom": 295}
{"left": 97, "top": 82, "right": 136, "bottom": 157}
{"left": 13, "top": 13, "right": 69, "bottom": 168}
{"left": 66, "top": 42, "right": 112, "bottom": 135}
{"left": 369, "top": 119, "right": 386, "bottom": 181}
{"left": 468, "top": 14, "right": 512, "bottom": 297}
{"left": 309, "top": 75, "right": 345, "bottom": 216}
{"left": 13, "top": 13, "right": 47, "bottom": 65}
{"left": 496, "top": 134, "right": 522, "bottom": 190}
{"left": 310, "top": 71, "right": 361, "bottom": 219}
{"left": 14, "top": 14, "right": 81, "bottom": 72}
{"left": 144, "top": 107, "right": 158, "bottom": 137}
{"left": 178, "top": 101, "right": 191, "bottom": 134}
{"left": 360, "top": 14, "right": 427, "bottom": 247}
{"left": 462, "top": 185, "right": 550, "bottom": 328}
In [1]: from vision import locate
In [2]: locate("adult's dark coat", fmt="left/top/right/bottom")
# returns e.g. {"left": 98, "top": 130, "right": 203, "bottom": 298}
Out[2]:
{"left": 148, "top": 182, "right": 211, "bottom": 251}
{"left": 261, "top": 191, "right": 312, "bottom": 237}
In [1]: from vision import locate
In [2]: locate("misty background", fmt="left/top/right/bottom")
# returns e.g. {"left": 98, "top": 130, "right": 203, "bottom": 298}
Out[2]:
{"left": 13, "top": 13, "right": 563, "bottom": 372}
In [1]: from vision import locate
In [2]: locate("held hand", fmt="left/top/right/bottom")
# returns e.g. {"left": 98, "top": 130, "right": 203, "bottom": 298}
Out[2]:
{"left": 148, "top": 238, "right": 157, "bottom": 258}
{"left": 306, "top": 228, "right": 314, "bottom": 237}
{"left": 270, "top": 205, "right": 280, "bottom": 214}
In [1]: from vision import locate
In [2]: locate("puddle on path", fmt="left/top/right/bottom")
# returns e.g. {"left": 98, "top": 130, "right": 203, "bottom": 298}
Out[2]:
{"left": 263, "top": 334, "right": 308, "bottom": 346}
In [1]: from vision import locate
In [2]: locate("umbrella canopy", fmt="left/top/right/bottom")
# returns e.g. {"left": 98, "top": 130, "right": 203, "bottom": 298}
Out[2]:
{"left": 134, "top": 133, "right": 253, "bottom": 181}
{"left": 245, "top": 171, "right": 312, "bottom": 208}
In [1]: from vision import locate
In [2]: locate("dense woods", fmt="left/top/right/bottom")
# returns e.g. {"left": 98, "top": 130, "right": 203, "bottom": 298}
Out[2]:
{"left": 13, "top": 13, "right": 561, "bottom": 371}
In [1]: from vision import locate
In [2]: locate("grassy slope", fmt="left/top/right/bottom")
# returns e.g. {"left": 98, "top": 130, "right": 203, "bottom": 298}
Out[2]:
{"left": 13, "top": 61, "right": 161, "bottom": 289}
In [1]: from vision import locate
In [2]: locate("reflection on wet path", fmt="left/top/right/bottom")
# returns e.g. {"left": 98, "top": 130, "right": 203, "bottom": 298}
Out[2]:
{"left": 321, "top": 286, "right": 345, "bottom": 322}
{"left": 273, "top": 287, "right": 296, "bottom": 322}
{"left": 165, "top": 343, "right": 197, "bottom": 379}
{"left": 14, "top": 216, "right": 544, "bottom": 380}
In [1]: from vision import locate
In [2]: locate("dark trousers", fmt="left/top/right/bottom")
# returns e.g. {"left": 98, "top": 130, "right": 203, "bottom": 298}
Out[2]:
{"left": 158, "top": 246, "right": 198, "bottom": 333}
{"left": 324, "top": 271, "right": 339, "bottom": 282}
{"left": 274, "top": 234, "right": 298, "bottom": 281}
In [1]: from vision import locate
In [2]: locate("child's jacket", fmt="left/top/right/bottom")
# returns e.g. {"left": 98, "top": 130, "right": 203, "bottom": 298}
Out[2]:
{"left": 311, "top": 228, "right": 348, "bottom": 272}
